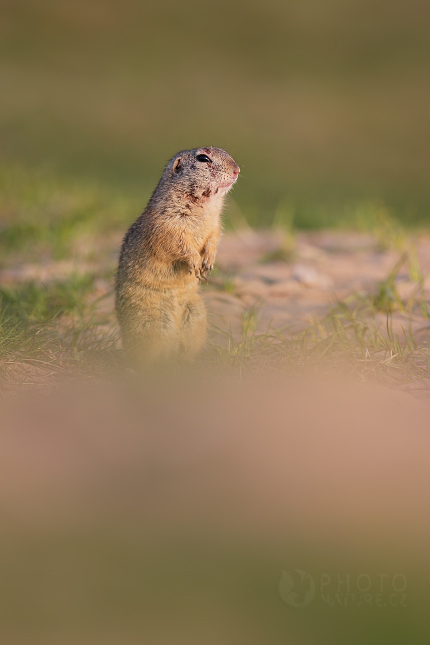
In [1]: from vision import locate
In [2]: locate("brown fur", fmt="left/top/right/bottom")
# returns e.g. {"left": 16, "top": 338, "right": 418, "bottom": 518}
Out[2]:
{"left": 115, "top": 147, "right": 240, "bottom": 363}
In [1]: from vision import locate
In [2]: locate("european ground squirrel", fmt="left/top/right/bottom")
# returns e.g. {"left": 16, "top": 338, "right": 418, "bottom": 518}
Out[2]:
{"left": 115, "top": 147, "right": 240, "bottom": 363}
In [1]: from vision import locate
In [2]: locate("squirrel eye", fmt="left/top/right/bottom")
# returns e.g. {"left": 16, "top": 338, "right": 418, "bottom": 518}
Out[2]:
{"left": 196, "top": 154, "right": 212, "bottom": 163}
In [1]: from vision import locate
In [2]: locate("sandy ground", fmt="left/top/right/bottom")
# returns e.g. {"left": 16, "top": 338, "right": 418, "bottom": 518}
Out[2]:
{"left": 204, "top": 230, "right": 430, "bottom": 338}
{"left": 3, "top": 230, "right": 430, "bottom": 337}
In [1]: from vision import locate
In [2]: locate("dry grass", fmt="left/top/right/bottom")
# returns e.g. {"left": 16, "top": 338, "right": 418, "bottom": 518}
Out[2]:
{"left": 207, "top": 296, "right": 430, "bottom": 386}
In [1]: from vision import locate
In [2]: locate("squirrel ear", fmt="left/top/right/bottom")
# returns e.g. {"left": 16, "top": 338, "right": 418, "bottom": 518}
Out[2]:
{"left": 172, "top": 157, "right": 182, "bottom": 174}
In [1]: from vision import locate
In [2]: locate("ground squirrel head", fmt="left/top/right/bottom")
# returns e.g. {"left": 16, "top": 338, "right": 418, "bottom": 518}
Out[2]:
{"left": 157, "top": 147, "right": 240, "bottom": 209}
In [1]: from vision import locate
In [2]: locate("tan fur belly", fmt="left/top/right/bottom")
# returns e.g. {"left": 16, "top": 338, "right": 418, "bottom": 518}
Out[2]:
{"left": 116, "top": 279, "right": 206, "bottom": 363}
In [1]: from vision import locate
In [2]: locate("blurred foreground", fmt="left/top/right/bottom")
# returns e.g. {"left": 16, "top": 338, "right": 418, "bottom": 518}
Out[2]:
{"left": 1, "top": 374, "right": 430, "bottom": 644}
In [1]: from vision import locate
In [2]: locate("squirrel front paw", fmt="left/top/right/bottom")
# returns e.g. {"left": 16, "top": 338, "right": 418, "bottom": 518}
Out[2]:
{"left": 187, "top": 257, "right": 207, "bottom": 282}
{"left": 201, "top": 248, "right": 217, "bottom": 275}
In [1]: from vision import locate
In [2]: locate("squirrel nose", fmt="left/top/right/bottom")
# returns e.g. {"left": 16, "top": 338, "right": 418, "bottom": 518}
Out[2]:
{"left": 233, "top": 165, "right": 240, "bottom": 175}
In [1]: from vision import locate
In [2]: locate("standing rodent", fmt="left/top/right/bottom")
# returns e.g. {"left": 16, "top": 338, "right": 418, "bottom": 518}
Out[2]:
{"left": 115, "top": 147, "right": 240, "bottom": 363}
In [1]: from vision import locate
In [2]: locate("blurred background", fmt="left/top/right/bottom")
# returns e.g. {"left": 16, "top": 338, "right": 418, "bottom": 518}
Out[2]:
{"left": 2, "top": 0, "right": 430, "bottom": 227}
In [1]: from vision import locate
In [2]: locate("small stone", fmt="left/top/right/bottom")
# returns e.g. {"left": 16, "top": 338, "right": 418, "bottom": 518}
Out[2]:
{"left": 292, "top": 264, "right": 332, "bottom": 289}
